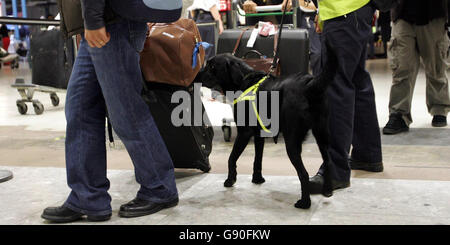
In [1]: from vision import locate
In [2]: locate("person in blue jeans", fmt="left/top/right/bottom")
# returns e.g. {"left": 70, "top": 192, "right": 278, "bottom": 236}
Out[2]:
{"left": 42, "top": 1, "right": 179, "bottom": 223}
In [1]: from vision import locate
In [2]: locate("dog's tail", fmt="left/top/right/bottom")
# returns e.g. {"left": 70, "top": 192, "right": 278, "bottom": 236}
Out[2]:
{"left": 305, "top": 41, "right": 338, "bottom": 96}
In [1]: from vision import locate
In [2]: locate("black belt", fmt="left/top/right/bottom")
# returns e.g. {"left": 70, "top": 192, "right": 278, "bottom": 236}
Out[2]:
{"left": 329, "top": 12, "right": 355, "bottom": 22}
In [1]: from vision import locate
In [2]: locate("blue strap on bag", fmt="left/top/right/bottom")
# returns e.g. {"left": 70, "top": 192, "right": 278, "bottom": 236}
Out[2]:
{"left": 109, "top": 0, "right": 183, "bottom": 23}
{"left": 192, "top": 42, "right": 212, "bottom": 69}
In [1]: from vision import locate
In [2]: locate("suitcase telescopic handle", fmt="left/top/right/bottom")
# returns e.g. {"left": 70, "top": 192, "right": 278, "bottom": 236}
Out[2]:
{"left": 242, "top": 50, "right": 265, "bottom": 59}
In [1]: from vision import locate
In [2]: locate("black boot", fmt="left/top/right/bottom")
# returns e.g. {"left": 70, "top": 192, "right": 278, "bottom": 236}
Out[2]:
{"left": 119, "top": 197, "right": 179, "bottom": 218}
{"left": 383, "top": 113, "right": 409, "bottom": 135}
{"left": 309, "top": 174, "right": 350, "bottom": 195}
{"left": 432, "top": 115, "right": 447, "bottom": 127}
{"left": 41, "top": 206, "right": 111, "bottom": 223}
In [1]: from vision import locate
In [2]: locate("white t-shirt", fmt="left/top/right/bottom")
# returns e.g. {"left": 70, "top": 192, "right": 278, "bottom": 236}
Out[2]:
{"left": 187, "top": 0, "right": 220, "bottom": 12}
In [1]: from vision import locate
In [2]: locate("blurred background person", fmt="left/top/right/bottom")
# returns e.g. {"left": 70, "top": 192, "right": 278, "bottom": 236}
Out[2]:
{"left": 1, "top": 24, "right": 10, "bottom": 51}
{"left": 378, "top": 10, "right": 391, "bottom": 58}
{"left": 383, "top": 0, "right": 450, "bottom": 135}
{"left": 188, "top": 0, "right": 225, "bottom": 60}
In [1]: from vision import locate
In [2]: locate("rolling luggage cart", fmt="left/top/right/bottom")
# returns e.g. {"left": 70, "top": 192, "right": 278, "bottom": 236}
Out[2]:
{"left": 11, "top": 78, "right": 65, "bottom": 115}
{"left": 0, "top": 17, "right": 75, "bottom": 115}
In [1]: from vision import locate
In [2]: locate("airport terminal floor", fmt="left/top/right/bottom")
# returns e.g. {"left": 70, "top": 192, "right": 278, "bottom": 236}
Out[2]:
{"left": 0, "top": 59, "right": 449, "bottom": 225}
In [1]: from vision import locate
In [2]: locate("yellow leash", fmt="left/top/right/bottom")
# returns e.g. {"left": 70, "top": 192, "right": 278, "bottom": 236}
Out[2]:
{"left": 233, "top": 76, "right": 271, "bottom": 133}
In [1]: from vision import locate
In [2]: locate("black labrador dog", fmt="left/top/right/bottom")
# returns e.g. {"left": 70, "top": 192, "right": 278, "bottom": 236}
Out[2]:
{"left": 194, "top": 45, "right": 338, "bottom": 209}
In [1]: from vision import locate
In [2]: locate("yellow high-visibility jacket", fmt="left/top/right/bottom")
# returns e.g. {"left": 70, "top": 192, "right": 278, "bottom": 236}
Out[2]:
{"left": 319, "top": 0, "right": 370, "bottom": 21}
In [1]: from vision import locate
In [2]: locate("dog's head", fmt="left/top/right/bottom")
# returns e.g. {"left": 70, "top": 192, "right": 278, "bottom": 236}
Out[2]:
{"left": 194, "top": 54, "right": 254, "bottom": 93}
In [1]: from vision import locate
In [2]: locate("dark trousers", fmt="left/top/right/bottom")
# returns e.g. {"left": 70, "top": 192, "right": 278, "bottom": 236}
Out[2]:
{"left": 318, "top": 4, "right": 383, "bottom": 181}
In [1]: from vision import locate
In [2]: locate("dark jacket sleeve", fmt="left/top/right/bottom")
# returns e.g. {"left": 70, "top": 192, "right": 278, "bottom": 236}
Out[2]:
{"left": 81, "top": 0, "right": 106, "bottom": 30}
{"left": 447, "top": 0, "right": 450, "bottom": 24}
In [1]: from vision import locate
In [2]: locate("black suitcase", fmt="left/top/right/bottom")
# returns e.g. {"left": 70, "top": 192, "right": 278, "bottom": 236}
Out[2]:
{"left": 30, "top": 29, "right": 74, "bottom": 89}
{"left": 217, "top": 28, "right": 310, "bottom": 76}
{"left": 142, "top": 82, "right": 213, "bottom": 173}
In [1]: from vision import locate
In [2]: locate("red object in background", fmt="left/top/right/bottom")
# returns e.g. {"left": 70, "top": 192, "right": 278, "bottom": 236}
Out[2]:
{"left": 2, "top": 37, "right": 10, "bottom": 51}
{"left": 219, "top": 0, "right": 231, "bottom": 12}
{"left": 2, "top": 37, "right": 11, "bottom": 65}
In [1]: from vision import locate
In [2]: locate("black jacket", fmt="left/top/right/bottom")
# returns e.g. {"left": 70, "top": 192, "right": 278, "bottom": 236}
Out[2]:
{"left": 391, "top": 0, "right": 449, "bottom": 25}
{"left": 57, "top": 0, "right": 118, "bottom": 37}
{"left": 81, "top": 0, "right": 117, "bottom": 30}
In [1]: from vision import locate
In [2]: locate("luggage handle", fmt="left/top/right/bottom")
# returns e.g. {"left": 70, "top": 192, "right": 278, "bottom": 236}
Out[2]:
{"left": 232, "top": 28, "right": 249, "bottom": 56}
{"left": 242, "top": 50, "right": 266, "bottom": 59}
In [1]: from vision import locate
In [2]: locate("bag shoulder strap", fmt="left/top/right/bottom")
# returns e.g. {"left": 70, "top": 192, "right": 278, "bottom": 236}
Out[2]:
{"left": 269, "top": 1, "right": 289, "bottom": 75}
{"left": 273, "top": 32, "right": 279, "bottom": 57}
{"left": 232, "top": 28, "right": 249, "bottom": 56}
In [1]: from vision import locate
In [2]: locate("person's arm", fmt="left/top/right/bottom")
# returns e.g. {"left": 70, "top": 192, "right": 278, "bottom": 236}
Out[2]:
{"left": 81, "top": 0, "right": 106, "bottom": 30}
{"left": 243, "top": 0, "right": 257, "bottom": 13}
{"left": 210, "top": 5, "right": 224, "bottom": 34}
{"left": 81, "top": 0, "right": 110, "bottom": 48}
{"left": 281, "top": 0, "right": 292, "bottom": 11}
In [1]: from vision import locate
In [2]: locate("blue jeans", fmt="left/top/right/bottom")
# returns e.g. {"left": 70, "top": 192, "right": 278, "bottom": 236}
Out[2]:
{"left": 63, "top": 19, "right": 178, "bottom": 216}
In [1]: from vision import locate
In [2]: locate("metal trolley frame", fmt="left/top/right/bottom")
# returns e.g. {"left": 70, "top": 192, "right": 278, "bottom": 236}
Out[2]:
{"left": 0, "top": 17, "right": 76, "bottom": 115}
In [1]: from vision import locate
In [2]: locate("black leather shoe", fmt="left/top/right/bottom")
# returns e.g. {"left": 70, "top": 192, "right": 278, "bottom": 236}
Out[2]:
{"left": 119, "top": 197, "right": 179, "bottom": 218}
{"left": 432, "top": 115, "right": 447, "bottom": 127}
{"left": 309, "top": 174, "right": 350, "bottom": 195}
{"left": 349, "top": 158, "right": 384, "bottom": 172}
{"left": 383, "top": 113, "right": 409, "bottom": 135}
{"left": 41, "top": 206, "right": 111, "bottom": 223}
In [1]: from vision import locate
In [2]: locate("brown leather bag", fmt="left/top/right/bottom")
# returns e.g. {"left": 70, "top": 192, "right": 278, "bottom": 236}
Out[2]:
{"left": 232, "top": 28, "right": 281, "bottom": 76}
{"left": 140, "top": 18, "right": 205, "bottom": 87}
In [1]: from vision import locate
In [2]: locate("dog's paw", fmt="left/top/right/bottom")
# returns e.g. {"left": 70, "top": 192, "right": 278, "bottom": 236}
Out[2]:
{"left": 294, "top": 198, "right": 311, "bottom": 209}
{"left": 251, "top": 174, "right": 266, "bottom": 185}
{"left": 224, "top": 178, "right": 236, "bottom": 188}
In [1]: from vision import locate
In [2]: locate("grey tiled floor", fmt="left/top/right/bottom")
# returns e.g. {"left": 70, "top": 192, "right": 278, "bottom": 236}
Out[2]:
{"left": 0, "top": 166, "right": 449, "bottom": 225}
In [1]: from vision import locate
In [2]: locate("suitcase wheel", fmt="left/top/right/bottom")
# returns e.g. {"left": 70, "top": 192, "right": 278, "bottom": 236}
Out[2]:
{"left": 222, "top": 126, "right": 232, "bottom": 142}
{"left": 33, "top": 101, "right": 44, "bottom": 115}
{"left": 16, "top": 102, "right": 27, "bottom": 115}
{"left": 50, "top": 93, "right": 60, "bottom": 107}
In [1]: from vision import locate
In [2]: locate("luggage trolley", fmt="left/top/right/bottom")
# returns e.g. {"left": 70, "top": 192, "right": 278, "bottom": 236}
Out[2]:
{"left": 0, "top": 17, "right": 75, "bottom": 115}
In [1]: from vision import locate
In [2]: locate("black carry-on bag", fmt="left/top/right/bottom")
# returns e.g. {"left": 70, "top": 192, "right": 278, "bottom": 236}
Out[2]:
{"left": 141, "top": 82, "right": 214, "bottom": 173}
{"left": 217, "top": 28, "right": 310, "bottom": 76}
{"left": 30, "top": 29, "right": 74, "bottom": 89}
